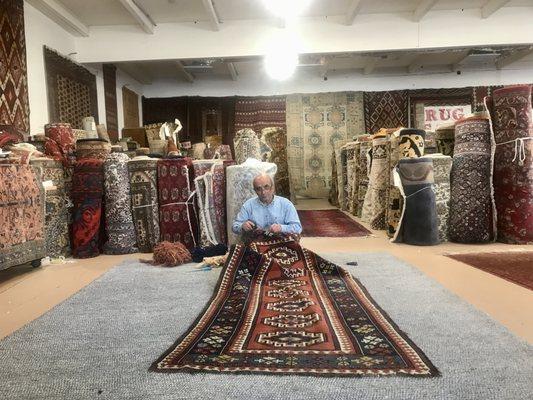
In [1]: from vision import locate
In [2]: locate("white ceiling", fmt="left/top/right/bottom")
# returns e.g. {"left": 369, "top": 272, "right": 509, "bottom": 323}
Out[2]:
{"left": 57, "top": 0, "right": 533, "bottom": 26}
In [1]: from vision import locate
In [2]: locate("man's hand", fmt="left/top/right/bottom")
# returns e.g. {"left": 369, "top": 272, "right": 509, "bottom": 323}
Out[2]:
{"left": 242, "top": 220, "right": 256, "bottom": 232}
{"left": 269, "top": 224, "right": 282, "bottom": 233}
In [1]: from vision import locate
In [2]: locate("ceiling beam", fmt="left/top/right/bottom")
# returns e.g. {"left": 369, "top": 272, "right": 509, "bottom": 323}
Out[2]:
{"left": 117, "top": 63, "right": 153, "bottom": 85}
{"left": 495, "top": 48, "right": 533, "bottom": 69}
{"left": 407, "top": 56, "right": 425, "bottom": 73}
{"left": 117, "top": 0, "right": 155, "bottom": 34}
{"left": 413, "top": 0, "right": 438, "bottom": 22}
{"left": 481, "top": 0, "right": 511, "bottom": 18}
{"left": 227, "top": 62, "right": 238, "bottom": 81}
{"left": 363, "top": 57, "right": 379, "bottom": 75}
{"left": 345, "top": 0, "right": 364, "bottom": 25}
{"left": 201, "top": 0, "right": 221, "bottom": 31}
{"left": 451, "top": 50, "right": 472, "bottom": 71}
{"left": 26, "top": 0, "right": 89, "bottom": 37}
{"left": 175, "top": 61, "right": 195, "bottom": 83}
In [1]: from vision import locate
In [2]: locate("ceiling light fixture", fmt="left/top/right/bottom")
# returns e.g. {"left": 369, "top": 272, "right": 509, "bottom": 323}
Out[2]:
{"left": 263, "top": 31, "right": 300, "bottom": 80}
{"left": 262, "top": 0, "right": 312, "bottom": 20}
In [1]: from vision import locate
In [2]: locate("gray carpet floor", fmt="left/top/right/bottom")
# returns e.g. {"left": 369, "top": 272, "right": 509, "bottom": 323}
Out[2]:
{"left": 0, "top": 252, "right": 532, "bottom": 400}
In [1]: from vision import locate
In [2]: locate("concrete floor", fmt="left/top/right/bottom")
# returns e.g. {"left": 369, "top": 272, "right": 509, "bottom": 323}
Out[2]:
{"left": 1, "top": 199, "right": 532, "bottom": 343}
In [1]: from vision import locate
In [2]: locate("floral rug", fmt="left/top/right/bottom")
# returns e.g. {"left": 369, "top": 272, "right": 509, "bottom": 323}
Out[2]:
{"left": 297, "top": 209, "right": 371, "bottom": 237}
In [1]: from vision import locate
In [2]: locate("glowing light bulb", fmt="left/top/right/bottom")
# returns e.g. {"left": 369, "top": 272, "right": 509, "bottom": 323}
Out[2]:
{"left": 262, "top": 0, "right": 312, "bottom": 20}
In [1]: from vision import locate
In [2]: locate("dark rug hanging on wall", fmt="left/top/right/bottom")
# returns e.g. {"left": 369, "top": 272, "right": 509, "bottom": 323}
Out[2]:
{"left": 234, "top": 95, "right": 286, "bottom": 134}
{"left": 0, "top": 0, "right": 30, "bottom": 134}
{"left": 102, "top": 64, "right": 118, "bottom": 142}
{"left": 363, "top": 90, "right": 408, "bottom": 135}
{"left": 44, "top": 47, "right": 98, "bottom": 129}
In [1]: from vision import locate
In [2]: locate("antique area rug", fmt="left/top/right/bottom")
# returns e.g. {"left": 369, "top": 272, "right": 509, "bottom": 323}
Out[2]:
{"left": 152, "top": 237, "right": 437, "bottom": 377}
{"left": 446, "top": 251, "right": 533, "bottom": 291}
{"left": 297, "top": 210, "right": 371, "bottom": 237}
{"left": 1, "top": 254, "right": 532, "bottom": 399}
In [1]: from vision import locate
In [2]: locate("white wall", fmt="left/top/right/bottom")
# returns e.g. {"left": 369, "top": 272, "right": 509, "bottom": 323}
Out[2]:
{"left": 24, "top": 2, "right": 145, "bottom": 136}
{"left": 74, "top": 8, "right": 533, "bottom": 64}
{"left": 85, "top": 64, "right": 144, "bottom": 137}
{"left": 142, "top": 63, "right": 533, "bottom": 98}
{"left": 24, "top": 2, "right": 76, "bottom": 135}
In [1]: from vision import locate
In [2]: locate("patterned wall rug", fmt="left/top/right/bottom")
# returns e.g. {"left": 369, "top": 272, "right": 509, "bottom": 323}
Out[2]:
{"left": 0, "top": 0, "right": 30, "bottom": 134}
{"left": 363, "top": 90, "right": 408, "bottom": 135}
{"left": 297, "top": 209, "right": 371, "bottom": 237}
{"left": 234, "top": 95, "right": 286, "bottom": 133}
{"left": 152, "top": 237, "right": 437, "bottom": 377}
{"left": 287, "top": 92, "right": 365, "bottom": 198}
{"left": 446, "top": 251, "right": 533, "bottom": 291}
{"left": 44, "top": 47, "right": 98, "bottom": 129}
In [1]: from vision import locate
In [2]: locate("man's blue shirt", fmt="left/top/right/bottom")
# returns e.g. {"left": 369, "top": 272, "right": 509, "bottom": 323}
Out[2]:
{"left": 232, "top": 195, "right": 302, "bottom": 234}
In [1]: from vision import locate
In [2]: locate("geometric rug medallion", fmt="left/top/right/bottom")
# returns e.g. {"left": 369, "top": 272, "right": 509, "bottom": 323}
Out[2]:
{"left": 152, "top": 237, "right": 438, "bottom": 376}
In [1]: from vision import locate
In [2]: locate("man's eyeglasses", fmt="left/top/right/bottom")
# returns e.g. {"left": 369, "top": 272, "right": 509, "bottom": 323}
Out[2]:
{"left": 253, "top": 184, "right": 272, "bottom": 192}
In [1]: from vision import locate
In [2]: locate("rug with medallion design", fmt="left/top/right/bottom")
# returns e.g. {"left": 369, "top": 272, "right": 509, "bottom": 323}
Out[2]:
{"left": 151, "top": 236, "right": 438, "bottom": 377}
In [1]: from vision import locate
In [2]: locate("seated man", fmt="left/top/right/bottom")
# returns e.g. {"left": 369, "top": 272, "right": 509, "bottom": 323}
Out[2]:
{"left": 232, "top": 173, "right": 302, "bottom": 237}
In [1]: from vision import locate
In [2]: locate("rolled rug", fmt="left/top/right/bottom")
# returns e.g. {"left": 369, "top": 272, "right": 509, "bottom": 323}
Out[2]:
{"left": 356, "top": 139, "right": 372, "bottom": 217}
{"left": 192, "top": 143, "right": 206, "bottom": 160}
{"left": 30, "top": 158, "right": 69, "bottom": 256}
{"left": 44, "top": 188, "right": 70, "bottom": 257}
{"left": 0, "top": 164, "right": 46, "bottom": 270}
{"left": 157, "top": 157, "right": 198, "bottom": 250}
{"left": 435, "top": 123, "right": 455, "bottom": 156}
{"left": 71, "top": 159, "right": 104, "bottom": 258}
{"left": 103, "top": 153, "right": 138, "bottom": 254}
{"left": 426, "top": 154, "right": 453, "bottom": 242}
{"left": 211, "top": 160, "right": 235, "bottom": 245}
{"left": 260, "top": 127, "right": 291, "bottom": 199}
{"left": 448, "top": 116, "right": 495, "bottom": 243}
{"left": 424, "top": 130, "right": 438, "bottom": 154}
{"left": 128, "top": 157, "right": 160, "bottom": 253}
{"left": 387, "top": 128, "right": 425, "bottom": 237}
{"left": 344, "top": 142, "right": 358, "bottom": 212}
{"left": 82, "top": 116, "right": 98, "bottom": 139}
{"left": 76, "top": 138, "right": 112, "bottom": 161}
{"left": 362, "top": 129, "right": 393, "bottom": 229}
{"left": 44, "top": 123, "right": 76, "bottom": 166}
{"left": 487, "top": 85, "right": 533, "bottom": 244}
{"left": 392, "top": 157, "right": 439, "bottom": 246}
{"left": 226, "top": 159, "right": 277, "bottom": 245}
{"left": 234, "top": 128, "right": 264, "bottom": 163}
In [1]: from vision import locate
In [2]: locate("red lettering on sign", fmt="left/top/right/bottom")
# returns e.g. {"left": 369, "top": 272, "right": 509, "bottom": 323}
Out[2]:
{"left": 439, "top": 109, "right": 451, "bottom": 121}
{"left": 452, "top": 108, "right": 465, "bottom": 120}
{"left": 425, "top": 109, "right": 437, "bottom": 121}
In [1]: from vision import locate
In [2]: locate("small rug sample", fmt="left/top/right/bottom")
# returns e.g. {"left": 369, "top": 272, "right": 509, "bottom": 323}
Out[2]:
{"left": 297, "top": 209, "right": 371, "bottom": 237}
{"left": 446, "top": 251, "right": 533, "bottom": 291}
{"left": 152, "top": 237, "right": 437, "bottom": 377}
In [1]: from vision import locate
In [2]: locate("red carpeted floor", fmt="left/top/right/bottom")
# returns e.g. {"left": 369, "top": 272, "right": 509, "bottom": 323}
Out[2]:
{"left": 446, "top": 251, "right": 533, "bottom": 291}
{"left": 297, "top": 209, "right": 372, "bottom": 237}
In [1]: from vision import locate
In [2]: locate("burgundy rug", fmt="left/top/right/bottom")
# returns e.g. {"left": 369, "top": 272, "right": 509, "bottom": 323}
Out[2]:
{"left": 447, "top": 252, "right": 533, "bottom": 291}
{"left": 297, "top": 209, "right": 371, "bottom": 237}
